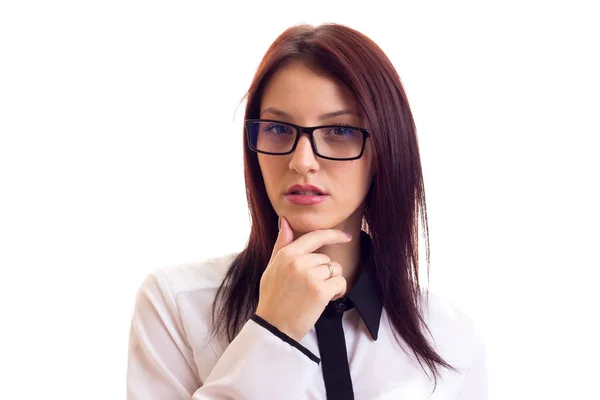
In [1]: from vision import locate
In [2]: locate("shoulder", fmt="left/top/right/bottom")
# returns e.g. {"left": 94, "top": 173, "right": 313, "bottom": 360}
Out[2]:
{"left": 420, "top": 291, "right": 486, "bottom": 370}
{"left": 137, "top": 252, "right": 239, "bottom": 301}
{"left": 131, "top": 252, "right": 240, "bottom": 350}
{"left": 128, "top": 253, "right": 241, "bottom": 386}
{"left": 132, "top": 252, "right": 240, "bottom": 335}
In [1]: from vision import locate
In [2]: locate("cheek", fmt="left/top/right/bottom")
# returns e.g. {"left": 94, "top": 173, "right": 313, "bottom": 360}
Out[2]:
{"left": 258, "top": 156, "right": 282, "bottom": 193}
{"left": 330, "top": 162, "right": 372, "bottom": 199}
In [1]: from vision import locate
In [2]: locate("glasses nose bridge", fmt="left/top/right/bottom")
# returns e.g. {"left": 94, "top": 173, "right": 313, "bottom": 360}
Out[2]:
{"left": 294, "top": 126, "right": 317, "bottom": 152}
{"left": 296, "top": 125, "right": 314, "bottom": 137}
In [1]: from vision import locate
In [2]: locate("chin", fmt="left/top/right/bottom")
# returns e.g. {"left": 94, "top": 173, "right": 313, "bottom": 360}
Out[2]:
{"left": 284, "top": 211, "right": 345, "bottom": 233}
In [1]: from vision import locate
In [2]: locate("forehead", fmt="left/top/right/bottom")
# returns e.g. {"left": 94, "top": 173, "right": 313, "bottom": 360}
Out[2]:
{"left": 259, "top": 61, "right": 359, "bottom": 121}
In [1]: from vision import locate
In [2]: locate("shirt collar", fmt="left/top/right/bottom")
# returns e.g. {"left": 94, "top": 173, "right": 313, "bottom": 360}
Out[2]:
{"left": 344, "top": 231, "right": 383, "bottom": 341}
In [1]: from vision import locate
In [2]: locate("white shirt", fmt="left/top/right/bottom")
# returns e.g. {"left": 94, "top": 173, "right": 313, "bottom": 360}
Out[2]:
{"left": 126, "top": 242, "right": 487, "bottom": 399}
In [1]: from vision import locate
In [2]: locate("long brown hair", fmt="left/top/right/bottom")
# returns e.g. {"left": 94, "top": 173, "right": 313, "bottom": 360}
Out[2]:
{"left": 211, "top": 23, "right": 455, "bottom": 383}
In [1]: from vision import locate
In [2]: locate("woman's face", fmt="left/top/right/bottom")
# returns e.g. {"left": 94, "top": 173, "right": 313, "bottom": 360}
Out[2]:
{"left": 257, "top": 61, "right": 374, "bottom": 234}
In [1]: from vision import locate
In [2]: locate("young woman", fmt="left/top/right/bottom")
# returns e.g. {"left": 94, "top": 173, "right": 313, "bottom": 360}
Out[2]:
{"left": 127, "top": 23, "right": 487, "bottom": 399}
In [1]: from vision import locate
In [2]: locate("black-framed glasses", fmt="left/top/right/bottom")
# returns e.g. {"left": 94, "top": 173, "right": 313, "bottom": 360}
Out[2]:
{"left": 245, "top": 119, "right": 370, "bottom": 161}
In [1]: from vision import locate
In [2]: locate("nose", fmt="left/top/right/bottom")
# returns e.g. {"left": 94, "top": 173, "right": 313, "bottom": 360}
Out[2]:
{"left": 289, "top": 134, "right": 319, "bottom": 175}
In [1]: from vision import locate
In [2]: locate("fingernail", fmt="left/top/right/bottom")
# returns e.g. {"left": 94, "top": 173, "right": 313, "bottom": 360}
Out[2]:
{"left": 278, "top": 217, "right": 281, "bottom": 231}
{"left": 345, "top": 232, "right": 352, "bottom": 239}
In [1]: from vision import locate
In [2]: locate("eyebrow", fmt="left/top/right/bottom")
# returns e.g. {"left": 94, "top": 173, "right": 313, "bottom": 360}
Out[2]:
{"left": 261, "top": 107, "right": 359, "bottom": 121}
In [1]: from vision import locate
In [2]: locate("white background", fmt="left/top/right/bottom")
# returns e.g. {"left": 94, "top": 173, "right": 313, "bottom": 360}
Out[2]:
{"left": 1, "top": 1, "right": 598, "bottom": 399}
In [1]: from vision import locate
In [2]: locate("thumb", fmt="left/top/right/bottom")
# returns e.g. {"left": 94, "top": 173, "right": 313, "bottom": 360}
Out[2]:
{"left": 271, "top": 216, "right": 294, "bottom": 259}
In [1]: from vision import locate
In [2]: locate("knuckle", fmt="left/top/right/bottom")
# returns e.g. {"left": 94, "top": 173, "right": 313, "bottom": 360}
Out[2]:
{"left": 338, "top": 278, "right": 347, "bottom": 293}
{"left": 308, "top": 270, "right": 322, "bottom": 286}
{"left": 339, "top": 277, "right": 347, "bottom": 290}
{"left": 310, "top": 284, "right": 324, "bottom": 299}
{"left": 278, "top": 247, "right": 290, "bottom": 259}
{"left": 289, "top": 257, "right": 303, "bottom": 273}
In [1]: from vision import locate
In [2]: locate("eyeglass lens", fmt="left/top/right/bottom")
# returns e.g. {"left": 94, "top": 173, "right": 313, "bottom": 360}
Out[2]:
{"left": 249, "top": 121, "right": 364, "bottom": 159}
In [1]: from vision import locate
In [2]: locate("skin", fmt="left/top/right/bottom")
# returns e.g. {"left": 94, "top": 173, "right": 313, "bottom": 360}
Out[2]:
{"left": 257, "top": 61, "right": 375, "bottom": 291}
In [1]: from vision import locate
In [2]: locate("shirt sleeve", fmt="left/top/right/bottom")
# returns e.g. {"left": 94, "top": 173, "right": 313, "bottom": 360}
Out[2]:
{"left": 455, "top": 339, "right": 488, "bottom": 400}
{"left": 126, "top": 269, "right": 321, "bottom": 400}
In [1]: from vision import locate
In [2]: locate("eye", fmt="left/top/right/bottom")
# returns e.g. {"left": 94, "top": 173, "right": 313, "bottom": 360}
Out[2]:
{"left": 331, "top": 127, "right": 355, "bottom": 136}
{"left": 263, "top": 122, "right": 294, "bottom": 135}
{"left": 323, "top": 123, "right": 357, "bottom": 137}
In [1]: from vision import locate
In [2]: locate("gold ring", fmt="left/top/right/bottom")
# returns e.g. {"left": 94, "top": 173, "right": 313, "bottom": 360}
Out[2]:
{"left": 327, "top": 263, "right": 334, "bottom": 279}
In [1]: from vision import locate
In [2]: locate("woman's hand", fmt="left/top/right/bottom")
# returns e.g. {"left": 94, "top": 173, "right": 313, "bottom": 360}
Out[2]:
{"left": 255, "top": 216, "right": 351, "bottom": 342}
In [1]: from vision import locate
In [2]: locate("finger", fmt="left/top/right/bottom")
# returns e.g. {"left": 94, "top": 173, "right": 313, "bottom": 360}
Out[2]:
{"left": 270, "top": 216, "right": 294, "bottom": 261}
{"left": 330, "top": 292, "right": 344, "bottom": 302}
{"left": 324, "top": 276, "right": 347, "bottom": 302}
{"left": 307, "top": 261, "right": 342, "bottom": 281}
{"left": 290, "top": 253, "right": 332, "bottom": 272}
{"left": 285, "top": 229, "right": 352, "bottom": 256}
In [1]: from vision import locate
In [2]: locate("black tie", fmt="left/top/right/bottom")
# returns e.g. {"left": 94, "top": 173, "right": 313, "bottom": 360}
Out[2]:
{"left": 315, "top": 297, "right": 355, "bottom": 400}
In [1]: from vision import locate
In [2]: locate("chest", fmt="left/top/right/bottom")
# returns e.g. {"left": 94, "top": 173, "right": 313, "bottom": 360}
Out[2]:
{"left": 297, "top": 310, "right": 460, "bottom": 399}
{"left": 194, "top": 310, "right": 462, "bottom": 399}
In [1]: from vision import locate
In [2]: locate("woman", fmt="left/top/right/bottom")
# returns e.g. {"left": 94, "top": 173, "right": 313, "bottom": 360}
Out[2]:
{"left": 127, "top": 23, "right": 487, "bottom": 399}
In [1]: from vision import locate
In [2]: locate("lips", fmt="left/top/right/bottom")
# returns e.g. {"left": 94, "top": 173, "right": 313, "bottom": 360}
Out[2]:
{"left": 290, "top": 190, "right": 322, "bottom": 195}
{"left": 284, "top": 184, "right": 329, "bottom": 205}
{"left": 285, "top": 184, "right": 327, "bottom": 195}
